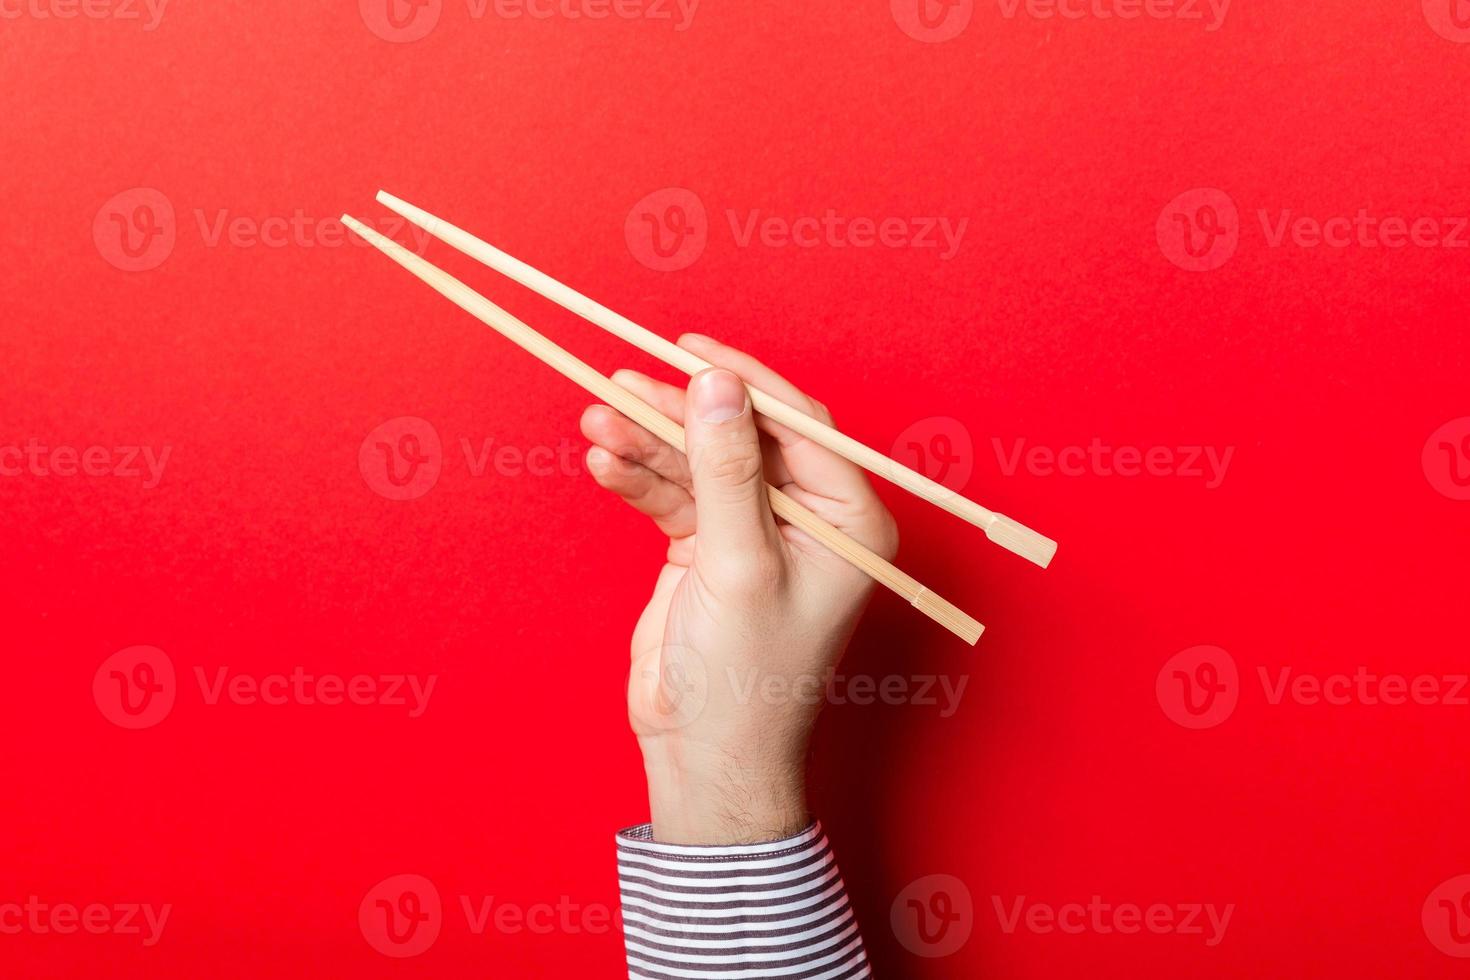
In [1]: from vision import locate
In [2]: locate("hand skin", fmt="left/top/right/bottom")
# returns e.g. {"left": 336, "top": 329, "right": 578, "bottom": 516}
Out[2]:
{"left": 579, "top": 334, "right": 898, "bottom": 845}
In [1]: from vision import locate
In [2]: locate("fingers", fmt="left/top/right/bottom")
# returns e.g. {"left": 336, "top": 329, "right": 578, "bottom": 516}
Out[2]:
{"left": 586, "top": 446, "right": 697, "bottom": 540}
{"left": 677, "top": 333, "right": 880, "bottom": 511}
{"left": 683, "top": 368, "right": 782, "bottom": 576}
{"left": 611, "top": 369, "right": 685, "bottom": 427}
{"left": 613, "top": 367, "right": 796, "bottom": 490}
{"left": 580, "top": 401, "right": 691, "bottom": 489}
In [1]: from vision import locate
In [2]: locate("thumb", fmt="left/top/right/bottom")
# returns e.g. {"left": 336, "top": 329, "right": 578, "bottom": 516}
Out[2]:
{"left": 684, "top": 368, "right": 779, "bottom": 567}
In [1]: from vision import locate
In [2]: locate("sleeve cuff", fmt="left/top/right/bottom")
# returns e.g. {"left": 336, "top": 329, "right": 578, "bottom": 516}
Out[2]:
{"left": 614, "top": 820, "right": 871, "bottom": 979}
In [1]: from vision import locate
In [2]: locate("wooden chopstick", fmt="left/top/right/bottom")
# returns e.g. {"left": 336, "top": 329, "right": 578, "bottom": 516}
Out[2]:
{"left": 343, "top": 214, "right": 984, "bottom": 646}
{"left": 375, "top": 190, "right": 1057, "bottom": 570}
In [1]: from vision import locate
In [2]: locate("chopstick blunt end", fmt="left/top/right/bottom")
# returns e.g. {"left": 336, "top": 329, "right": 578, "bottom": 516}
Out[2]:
{"left": 987, "top": 515, "right": 1058, "bottom": 569}
{"left": 912, "top": 589, "right": 984, "bottom": 646}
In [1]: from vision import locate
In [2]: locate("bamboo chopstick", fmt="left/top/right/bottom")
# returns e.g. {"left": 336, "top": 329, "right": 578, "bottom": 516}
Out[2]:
{"left": 343, "top": 214, "right": 984, "bottom": 646}
{"left": 375, "top": 190, "right": 1057, "bottom": 570}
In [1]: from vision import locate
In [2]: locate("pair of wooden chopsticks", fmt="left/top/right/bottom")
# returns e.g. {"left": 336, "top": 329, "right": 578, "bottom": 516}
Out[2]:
{"left": 345, "top": 194, "right": 1055, "bottom": 645}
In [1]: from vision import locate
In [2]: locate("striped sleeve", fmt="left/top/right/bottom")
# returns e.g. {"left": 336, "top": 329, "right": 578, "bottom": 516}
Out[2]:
{"left": 614, "top": 821, "right": 871, "bottom": 979}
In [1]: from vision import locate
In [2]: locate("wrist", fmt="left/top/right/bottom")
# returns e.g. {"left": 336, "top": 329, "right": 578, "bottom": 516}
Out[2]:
{"left": 641, "top": 741, "right": 809, "bottom": 845}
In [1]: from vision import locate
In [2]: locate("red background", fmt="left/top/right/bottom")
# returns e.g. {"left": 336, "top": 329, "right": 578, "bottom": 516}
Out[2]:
{"left": 3, "top": 1, "right": 1469, "bottom": 976}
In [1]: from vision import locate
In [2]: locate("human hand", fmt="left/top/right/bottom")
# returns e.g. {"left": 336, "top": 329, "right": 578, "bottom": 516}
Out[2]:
{"left": 579, "top": 334, "right": 898, "bottom": 844}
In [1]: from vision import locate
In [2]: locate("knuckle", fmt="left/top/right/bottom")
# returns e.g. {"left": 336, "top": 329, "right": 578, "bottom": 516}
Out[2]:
{"left": 702, "top": 440, "right": 764, "bottom": 488}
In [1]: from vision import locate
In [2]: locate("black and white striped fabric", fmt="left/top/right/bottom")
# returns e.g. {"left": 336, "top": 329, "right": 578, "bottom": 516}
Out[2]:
{"left": 615, "top": 821, "right": 871, "bottom": 979}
